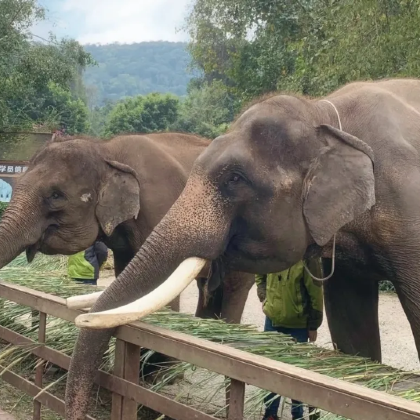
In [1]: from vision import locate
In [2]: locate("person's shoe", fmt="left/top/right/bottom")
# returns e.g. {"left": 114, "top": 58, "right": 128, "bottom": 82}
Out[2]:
{"left": 262, "top": 416, "right": 279, "bottom": 420}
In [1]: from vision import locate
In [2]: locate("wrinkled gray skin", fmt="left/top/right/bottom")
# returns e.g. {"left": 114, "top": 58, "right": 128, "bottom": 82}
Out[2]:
{"left": 55, "top": 78, "right": 420, "bottom": 418}
{"left": 0, "top": 132, "right": 254, "bottom": 323}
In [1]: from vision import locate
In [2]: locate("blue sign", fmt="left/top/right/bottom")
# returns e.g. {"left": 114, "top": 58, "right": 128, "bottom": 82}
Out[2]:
{"left": 0, "top": 178, "right": 14, "bottom": 203}
{"left": 0, "top": 160, "right": 27, "bottom": 203}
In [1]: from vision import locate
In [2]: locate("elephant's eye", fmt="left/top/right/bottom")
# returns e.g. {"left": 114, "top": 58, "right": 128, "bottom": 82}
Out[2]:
{"left": 51, "top": 191, "right": 61, "bottom": 200}
{"left": 228, "top": 174, "right": 241, "bottom": 184}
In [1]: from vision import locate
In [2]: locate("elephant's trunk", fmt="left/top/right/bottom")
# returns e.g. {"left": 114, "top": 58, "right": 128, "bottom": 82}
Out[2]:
{"left": 0, "top": 188, "right": 42, "bottom": 269}
{"left": 65, "top": 175, "right": 229, "bottom": 420}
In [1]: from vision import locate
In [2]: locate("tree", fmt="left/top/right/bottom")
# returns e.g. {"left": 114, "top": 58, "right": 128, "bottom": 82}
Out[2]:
{"left": 103, "top": 93, "right": 180, "bottom": 136}
{"left": 88, "top": 100, "right": 115, "bottom": 137}
{"left": 185, "top": 0, "right": 310, "bottom": 101}
{"left": 29, "top": 82, "right": 90, "bottom": 134}
{"left": 83, "top": 42, "right": 194, "bottom": 106}
{"left": 185, "top": 0, "right": 420, "bottom": 100}
{"left": 0, "top": 0, "right": 95, "bottom": 133}
{"left": 172, "top": 80, "right": 237, "bottom": 138}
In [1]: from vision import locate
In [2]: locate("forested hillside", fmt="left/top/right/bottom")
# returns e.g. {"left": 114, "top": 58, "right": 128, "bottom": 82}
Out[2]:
{"left": 83, "top": 42, "right": 193, "bottom": 105}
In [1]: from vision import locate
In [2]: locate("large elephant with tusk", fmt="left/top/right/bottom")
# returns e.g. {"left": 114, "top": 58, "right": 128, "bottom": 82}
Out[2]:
{"left": 63, "top": 78, "right": 420, "bottom": 419}
{"left": 0, "top": 132, "right": 255, "bottom": 374}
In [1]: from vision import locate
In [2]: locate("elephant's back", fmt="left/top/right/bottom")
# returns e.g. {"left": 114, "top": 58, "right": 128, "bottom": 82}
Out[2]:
{"left": 109, "top": 132, "right": 210, "bottom": 174}
{"left": 145, "top": 132, "right": 211, "bottom": 168}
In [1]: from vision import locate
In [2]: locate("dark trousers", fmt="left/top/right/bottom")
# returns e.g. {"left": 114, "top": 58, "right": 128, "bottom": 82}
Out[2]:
{"left": 263, "top": 317, "right": 317, "bottom": 419}
{"left": 73, "top": 278, "right": 97, "bottom": 286}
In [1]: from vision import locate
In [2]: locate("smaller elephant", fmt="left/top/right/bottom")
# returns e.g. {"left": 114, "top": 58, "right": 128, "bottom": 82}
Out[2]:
{"left": 0, "top": 132, "right": 254, "bottom": 383}
{"left": 0, "top": 133, "right": 254, "bottom": 322}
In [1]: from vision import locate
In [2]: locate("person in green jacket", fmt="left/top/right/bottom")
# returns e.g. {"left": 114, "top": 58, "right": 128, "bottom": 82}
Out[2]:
{"left": 256, "top": 259, "right": 324, "bottom": 420}
{"left": 67, "top": 241, "right": 108, "bottom": 286}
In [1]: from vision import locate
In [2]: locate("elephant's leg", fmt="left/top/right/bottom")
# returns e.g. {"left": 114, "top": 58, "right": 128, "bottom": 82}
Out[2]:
{"left": 195, "top": 271, "right": 253, "bottom": 324}
{"left": 168, "top": 295, "right": 180, "bottom": 312}
{"left": 391, "top": 266, "right": 420, "bottom": 361}
{"left": 195, "top": 277, "right": 224, "bottom": 319}
{"left": 113, "top": 249, "right": 134, "bottom": 277}
{"left": 220, "top": 271, "right": 254, "bottom": 324}
{"left": 323, "top": 259, "right": 381, "bottom": 362}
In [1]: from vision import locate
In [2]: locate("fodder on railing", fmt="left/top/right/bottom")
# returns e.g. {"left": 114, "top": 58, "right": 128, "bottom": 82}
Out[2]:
{"left": 0, "top": 254, "right": 420, "bottom": 420}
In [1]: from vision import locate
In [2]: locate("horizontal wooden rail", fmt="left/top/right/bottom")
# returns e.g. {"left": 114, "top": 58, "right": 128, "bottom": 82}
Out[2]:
{"left": 1, "top": 281, "right": 420, "bottom": 420}
{"left": 1, "top": 368, "right": 90, "bottom": 419}
{"left": 0, "top": 324, "right": 217, "bottom": 420}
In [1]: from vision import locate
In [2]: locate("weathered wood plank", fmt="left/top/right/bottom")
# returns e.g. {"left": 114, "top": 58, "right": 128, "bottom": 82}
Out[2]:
{"left": 33, "top": 311, "right": 46, "bottom": 420}
{"left": 118, "top": 326, "right": 420, "bottom": 420}
{"left": 226, "top": 379, "right": 245, "bottom": 420}
{"left": 2, "top": 281, "right": 420, "bottom": 419}
{"left": 122, "top": 342, "right": 140, "bottom": 420}
{"left": 98, "top": 372, "right": 218, "bottom": 420}
{"left": 0, "top": 325, "right": 218, "bottom": 420}
{"left": 111, "top": 340, "right": 125, "bottom": 420}
{"left": 0, "top": 368, "right": 95, "bottom": 420}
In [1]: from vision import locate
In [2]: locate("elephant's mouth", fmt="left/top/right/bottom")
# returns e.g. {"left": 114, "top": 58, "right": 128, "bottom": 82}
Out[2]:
{"left": 26, "top": 224, "right": 59, "bottom": 262}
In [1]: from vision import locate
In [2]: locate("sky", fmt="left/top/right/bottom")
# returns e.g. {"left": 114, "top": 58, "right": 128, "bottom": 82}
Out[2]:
{"left": 33, "top": 0, "right": 191, "bottom": 44}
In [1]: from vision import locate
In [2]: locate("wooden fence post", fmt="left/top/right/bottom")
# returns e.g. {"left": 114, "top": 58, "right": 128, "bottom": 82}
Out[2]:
{"left": 31, "top": 310, "right": 40, "bottom": 329}
{"left": 33, "top": 312, "right": 47, "bottom": 420}
{"left": 226, "top": 378, "right": 245, "bottom": 420}
{"left": 111, "top": 339, "right": 140, "bottom": 420}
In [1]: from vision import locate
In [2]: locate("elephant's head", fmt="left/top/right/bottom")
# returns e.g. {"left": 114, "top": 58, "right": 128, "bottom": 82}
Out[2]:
{"left": 65, "top": 95, "right": 375, "bottom": 419}
{"left": 0, "top": 136, "right": 140, "bottom": 268}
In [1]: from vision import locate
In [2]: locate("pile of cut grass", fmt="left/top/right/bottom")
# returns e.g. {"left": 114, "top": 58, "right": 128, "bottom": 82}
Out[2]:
{"left": 0, "top": 254, "right": 419, "bottom": 419}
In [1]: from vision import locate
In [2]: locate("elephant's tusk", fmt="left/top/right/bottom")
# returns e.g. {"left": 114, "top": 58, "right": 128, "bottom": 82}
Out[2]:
{"left": 67, "top": 291, "right": 104, "bottom": 309}
{"left": 74, "top": 257, "right": 207, "bottom": 329}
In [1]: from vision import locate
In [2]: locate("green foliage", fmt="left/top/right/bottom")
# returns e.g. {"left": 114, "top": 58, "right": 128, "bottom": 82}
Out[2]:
{"left": 185, "top": 0, "right": 420, "bottom": 102}
{"left": 28, "top": 82, "right": 90, "bottom": 134}
{"left": 171, "top": 79, "right": 238, "bottom": 138}
{"left": 0, "top": 202, "right": 7, "bottom": 219}
{"left": 0, "top": 0, "right": 94, "bottom": 133}
{"left": 88, "top": 100, "right": 115, "bottom": 137}
{"left": 379, "top": 281, "right": 396, "bottom": 293}
{"left": 103, "top": 93, "right": 180, "bottom": 137}
{"left": 83, "top": 42, "right": 194, "bottom": 106}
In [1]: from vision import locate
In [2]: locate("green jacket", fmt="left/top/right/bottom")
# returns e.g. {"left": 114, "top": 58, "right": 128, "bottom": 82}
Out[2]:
{"left": 67, "top": 242, "right": 108, "bottom": 280}
{"left": 255, "top": 259, "right": 324, "bottom": 330}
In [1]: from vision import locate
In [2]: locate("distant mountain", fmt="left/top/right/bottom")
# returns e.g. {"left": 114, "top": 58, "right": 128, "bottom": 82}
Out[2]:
{"left": 83, "top": 42, "right": 194, "bottom": 106}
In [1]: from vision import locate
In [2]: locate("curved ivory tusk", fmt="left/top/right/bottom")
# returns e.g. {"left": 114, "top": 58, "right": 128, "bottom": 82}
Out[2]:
{"left": 66, "top": 291, "right": 104, "bottom": 309}
{"left": 74, "top": 257, "right": 207, "bottom": 329}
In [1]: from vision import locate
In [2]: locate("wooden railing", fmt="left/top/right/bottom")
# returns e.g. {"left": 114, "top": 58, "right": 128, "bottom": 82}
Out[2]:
{"left": 0, "top": 281, "right": 420, "bottom": 420}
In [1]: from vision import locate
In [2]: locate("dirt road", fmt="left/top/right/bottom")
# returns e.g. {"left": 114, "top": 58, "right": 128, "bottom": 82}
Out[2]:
{"left": 99, "top": 275, "right": 419, "bottom": 371}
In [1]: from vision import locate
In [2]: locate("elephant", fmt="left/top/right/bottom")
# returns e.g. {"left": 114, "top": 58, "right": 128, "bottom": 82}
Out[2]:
{"left": 56, "top": 77, "right": 420, "bottom": 419}
{"left": 0, "top": 132, "right": 255, "bottom": 379}
{"left": 0, "top": 132, "right": 253, "bottom": 322}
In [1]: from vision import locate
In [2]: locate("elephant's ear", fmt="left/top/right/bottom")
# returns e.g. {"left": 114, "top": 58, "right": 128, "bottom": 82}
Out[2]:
{"left": 96, "top": 160, "right": 140, "bottom": 236}
{"left": 303, "top": 124, "right": 375, "bottom": 246}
